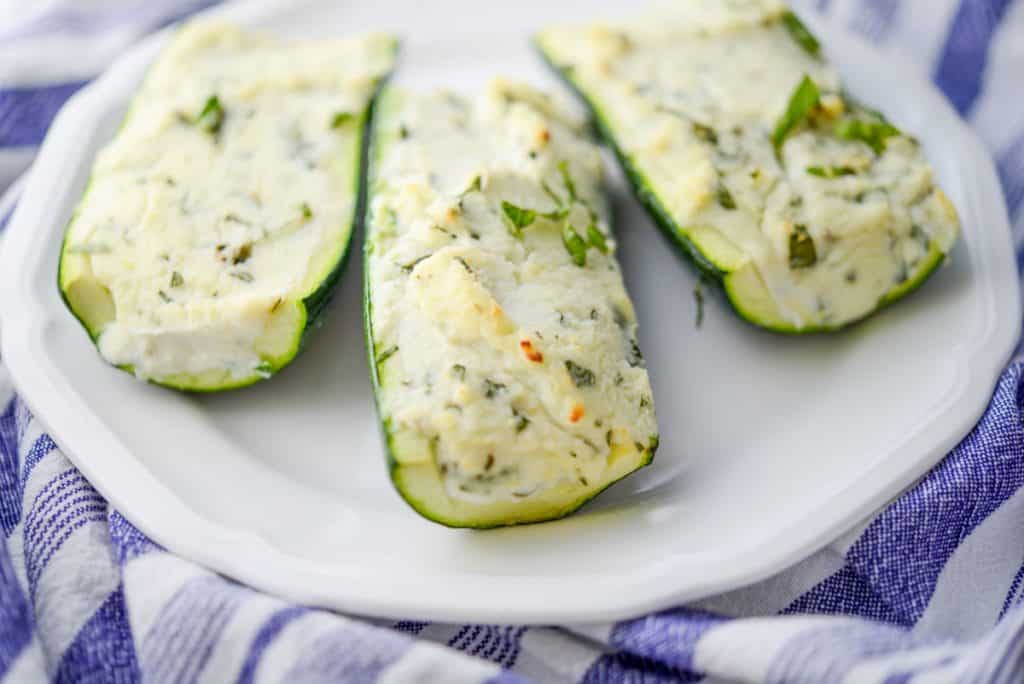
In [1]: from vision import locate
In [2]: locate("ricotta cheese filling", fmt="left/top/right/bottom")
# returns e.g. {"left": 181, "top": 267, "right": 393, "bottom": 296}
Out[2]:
{"left": 368, "top": 81, "right": 658, "bottom": 504}
{"left": 539, "top": 0, "right": 960, "bottom": 329}
{"left": 60, "top": 21, "right": 395, "bottom": 384}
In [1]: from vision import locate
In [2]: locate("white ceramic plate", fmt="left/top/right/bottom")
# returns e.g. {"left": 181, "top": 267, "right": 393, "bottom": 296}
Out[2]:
{"left": 1, "top": 0, "right": 1019, "bottom": 625}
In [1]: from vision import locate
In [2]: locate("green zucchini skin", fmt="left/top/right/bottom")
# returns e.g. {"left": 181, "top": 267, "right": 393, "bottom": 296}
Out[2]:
{"left": 363, "top": 88, "right": 658, "bottom": 528}
{"left": 535, "top": 42, "right": 950, "bottom": 335}
{"left": 58, "top": 35, "right": 398, "bottom": 392}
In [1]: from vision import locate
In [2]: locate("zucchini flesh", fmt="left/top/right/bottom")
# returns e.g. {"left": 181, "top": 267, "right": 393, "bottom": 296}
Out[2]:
{"left": 364, "top": 82, "right": 658, "bottom": 528}
{"left": 58, "top": 21, "right": 397, "bottom": 390}
{"left": 536, "top": 4, "right": 959, "bottom": 333}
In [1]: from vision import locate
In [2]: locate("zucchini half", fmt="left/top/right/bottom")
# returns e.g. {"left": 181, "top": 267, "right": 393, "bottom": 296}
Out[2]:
{"left": 365, "top": 83, "right": 659, "bottom": 528}
{"left": 58, "top": 22, "right": 397, "bottom": 390}
{"left": 536, "top": 5, "right": 959, "bottom": 333}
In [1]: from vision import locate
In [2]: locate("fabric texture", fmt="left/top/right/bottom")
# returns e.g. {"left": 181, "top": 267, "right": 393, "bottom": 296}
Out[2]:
{"left": 2, "top": 0, "right": 1024, "bottom": 682}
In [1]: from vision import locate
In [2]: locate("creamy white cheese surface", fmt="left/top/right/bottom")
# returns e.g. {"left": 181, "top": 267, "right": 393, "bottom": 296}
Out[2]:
{"left": 539, "top": 0, "right": 960, "bottom": 329}
{"left": 368, "top": 81, "right": 658, "bottom": 504}
{"left": 60, "top": 21, "right": 395, "bottom": 385}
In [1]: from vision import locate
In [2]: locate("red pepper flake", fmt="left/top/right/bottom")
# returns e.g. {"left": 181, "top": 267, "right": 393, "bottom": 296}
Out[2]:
{"left": 520, "top": 339, "right": 543, "bottom": 363}
{"left": 569, "top": 405, "right": 585, "bottom": 423}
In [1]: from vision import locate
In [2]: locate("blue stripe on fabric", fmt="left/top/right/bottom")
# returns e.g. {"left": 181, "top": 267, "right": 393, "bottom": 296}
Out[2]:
{"left": 606, "top": 607, "right": 727, "bottom": 673}
{"left": 783, "top": 565, "right": 910, "bottom": 625}
{"left": 236, "top": 605, "right": 307, "bottom": 684}
{"left": 998, "top": 129, "right": 1024, "bottom": 220}
{"left": 0, "top": 399, "right": 21, "bottom": 536}
{"left": 141, "top": 575, "right": 243, "bottom": 684}
{"left": 767, "top": 622, "right": 926, "bottom": 683}
{"left": 392, "top": 620, "right": 429, "bottom": 635}
{"left": 280, "top": 619, "right": 412, "bottom": 683}
{"left": 27, "top": 509, "right": 108, "bottom": 596}
{"left": 54, "top": 584, "right": 140, "bottom": 684}
{"left": 0, "top": 201, "right": 14, "bottom": 234}
{"left": 0, "top": 536, "right": 33, "bottom": 679}
{"left": 1000, "top": 560, "right": 1024, "bottom": 619}
{"left": 849, "top": 0, "right": 903, "bottom": 42}
{"left": 0, "top": 82, "right": 87, "bottom": 148}
{"left": 107, "top": 511, "right": 161, "bottom": 564}
{"left": 20, "top": 433, "right": 57, "bottom": 493}
{"left": 934, "top": 0, "right": 1016, "bottom": 114}
{"left": 582, "top": 652, "right": 702, "bottom": 684}
{"left": 842, "top": 362, "right": 1024, "bottom": 625}
{"left": 459, "top": 625, "right": 529, "bottom": 669}
{"left": 0, "top": 0, "right": 219, "bottom": 44}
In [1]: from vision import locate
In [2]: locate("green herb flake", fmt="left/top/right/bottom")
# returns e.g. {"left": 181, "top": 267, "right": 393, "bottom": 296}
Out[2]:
{"left": 772, "top": 76, "right": 821, "bottom": 152}
{"left": 483, "top": 379, "right": 507, "bottom": 398}
{"left": 692, "top": 122, "right": 718, "bottom": 144}
{"left": 717, "top": 184, "right": 737, "bottom": 210}
{"left": 376, "top": 345, "right": 399, "bottom": 365}
{"left": 301, "top": 202, "right": 313, "bottom": 220}
{"left": 455, "top": 256, "right": 474, "bottom": 274}
{"left": 565, "top": 360, "right": 596, "bottom": 388}
{"left": 781, "top": 10, "right": 821, "bottom": 58}
{"left": 558, "top": 160, "right": 578, "bottom": 201}
{"left": 400, "top": 255, "right": 430, "bottom": 273}
{"left": 501, "top": 201, "right": 536, "bottom": 239}
{"left": 194, "top": 95, "right": 225, "bottom": 136}
{"left": 330, "top": 111, "right": 354, "bottom": 129}
{"left": 466, "top": 175, "right": 483, "bottom": 194}
{"left": 834, "top": 117, "right": 901, "bottom": 155}
{"left": 230, "top": 271, "right": 254, "bottom": 283}
{"left": 639, "top": 395, "right": 651, "bottom": 409}
{"left": 399, "top": 124, "right": 410, "bottom": 139}
{"left": 562, "top": 223, "right": 588, "bottom": 267}
{"left": 169, "top": 271, "right": 184, "bottom": 288}
{"left": 788, "top": 224, "right": 818, "bottom": 269}
{"left": 586, "top": 223, "right": 609, "bottom": 254}
{"left": 157, "top": 290, "right": 171, "bottom": 303}
{"left": 232, "top": 243, "right": 252, "bottom": 265}
{"left": 452, "top": 364, "right": 467, "bottom": 381}
{"left": 515, "top": 413, "right": 530, "bottom": 433}
{"left": 807, "top": 165, "right": 857, "bottom": 178}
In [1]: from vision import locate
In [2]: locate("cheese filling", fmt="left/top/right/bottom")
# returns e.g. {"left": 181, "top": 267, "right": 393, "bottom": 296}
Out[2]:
{"left": 60, "top": 21, "right": 395, "bottom": 384}
{"left": 539, "top": 0, "right": 960, "bottom": 329}
{"left": 368, "top": 81, "right": 658, "bottom": 503}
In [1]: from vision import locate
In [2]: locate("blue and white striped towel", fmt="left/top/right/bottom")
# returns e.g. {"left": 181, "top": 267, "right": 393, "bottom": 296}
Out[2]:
{"left": 2, "top": 1, "right": 1024, "bottom": 682}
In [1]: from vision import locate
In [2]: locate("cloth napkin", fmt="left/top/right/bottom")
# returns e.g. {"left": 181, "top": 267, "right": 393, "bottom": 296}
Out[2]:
{"left": 2, "top": 1, "right": 1023, "bottom": 682}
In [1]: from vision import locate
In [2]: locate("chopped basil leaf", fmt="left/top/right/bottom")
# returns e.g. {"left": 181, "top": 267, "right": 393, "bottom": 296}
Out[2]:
{"left": 834, "top": 117, "right": 901, "bottom": 155}
{"left": 501, "top": 201, "right": 536, "bottom": 238}
{"left": 562, "top": 223, "right": 588, "bottom": 267}
{"left": 639, "top": 395, "right": 651, "bottom": 409}
{"left": 230, "top": 271, "right": 254, "bottom": 282}
{"left": 452, "top": 364, "right": 466, "bottom": 381}
{"left": 557, "top": 160, "right": 578, "bottom": 201}
{"left": 788, "top": 224, "right": 818, "bottom": 269}
{"left": 400, "top": 255, "right": 430, "bottom": 273}
{"left": 586, "top": 223, "right": 609, "bottom": 254}
{"left": 465, "top": 175, "right": 483, "bottom": 194}
{"left": 692, "top": 122, "right": 718, "bottom": 144}
{"left": 806, "top": 165, "right": 857, "bottom": 178}
{"left": 399, "top": 124, "right": 410, "bottom": 139}
{"left": 781, "top": 10, "right": 821, "bottom": 58}
{"left": 455, "top": 256, "right": 474, "bottom": 274}
{"left": 515, "top": 413, "right": 530, "bottom": 433}
{"left": 330, "top": 111, "right": 354, "bottom": 129}
{"left": 717, "top": 184, "right": 737, "bottom": 210}
{"left": 772, "top": 76, "right": 820, "bottom": 152}
{"left": 483, "top": 379, "right": 506, "bottom": 398}
{"left": 301, "top": 202, "right": 313, "bottom": 220}
{"left": 376, "top": 345, "right": 398, "bottom": 364}
{"left": 565, "top": 360, "right": 596, "bottom": 388}
{"left": 232, "top": 243, "right": 252, "bottom": 265}
{"left": 194, "top": 95, "right": 224, "bottom": 136}
{"left": 169, "top": 271, "right": 184, "bottom": 288}
{"left": 157, "top": 290, "right": 171, "bottom": 303}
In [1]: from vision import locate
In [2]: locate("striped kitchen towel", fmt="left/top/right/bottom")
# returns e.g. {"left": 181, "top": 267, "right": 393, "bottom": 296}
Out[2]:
{"left": 2, "top": 0, "right": 1024, "bottom": 682}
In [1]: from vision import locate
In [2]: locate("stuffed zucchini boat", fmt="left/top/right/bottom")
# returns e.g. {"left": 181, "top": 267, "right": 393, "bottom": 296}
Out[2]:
{"left": 536, "top": 1, "right": 960, "bottom": 332}
{"left": 58, "top": 21, "right": 397, "bottom": 390}
{"left": 365, "top": 81, "right": 659, "bottom": 527}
